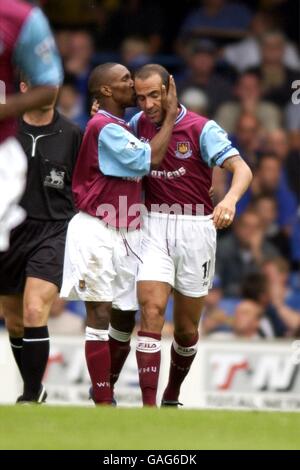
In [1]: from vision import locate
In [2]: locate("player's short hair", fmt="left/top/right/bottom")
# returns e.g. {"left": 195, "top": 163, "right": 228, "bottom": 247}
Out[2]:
{"left": 134, "top": 64, "right": 170, "bottom": 88}
{"left": 88, "top": 62, "right": 119, "bottom": 100}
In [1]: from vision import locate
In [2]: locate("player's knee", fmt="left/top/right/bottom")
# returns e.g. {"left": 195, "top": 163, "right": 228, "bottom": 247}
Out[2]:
{"left": 140, "top": 301, "right": 164, "bottom": 330}
{"left": 174, "top": 329, "right": 199, "bottom": 346}
{"left": 23, "top": 302, "right": 45, "bottom": 326}
{"left": 111, "top": 309, "right": 136, "bottom": 333}
{"left": 87, "top": 302, "right": 110, "bottom": 330}
{"left": 141, "top": 300, "right": 164, "bottom": 318}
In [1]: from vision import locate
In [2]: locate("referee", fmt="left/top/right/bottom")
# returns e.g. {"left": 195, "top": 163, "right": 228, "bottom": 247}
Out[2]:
{"left": 0, "top": 77, "right": 82, "bottom": 403}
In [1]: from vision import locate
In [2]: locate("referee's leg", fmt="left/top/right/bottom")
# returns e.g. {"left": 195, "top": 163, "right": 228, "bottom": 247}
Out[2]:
{"left": 21, "top": 277, "right": 58, "bottom": 401}
{"left": 1, "top": 295, "right": 24, "bottom": 379}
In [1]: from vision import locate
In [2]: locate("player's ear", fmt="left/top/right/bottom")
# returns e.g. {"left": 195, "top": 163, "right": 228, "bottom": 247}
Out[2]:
{"left": 100, "top": 85, "right": 112, "bottom": 97}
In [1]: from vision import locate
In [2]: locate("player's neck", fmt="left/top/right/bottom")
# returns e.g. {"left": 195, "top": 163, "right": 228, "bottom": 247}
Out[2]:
{"left": 23, "top": 108, "right": 55, "bottom": 127}
{"left": 103, "top": 103, "right": 125, "bottom": 120}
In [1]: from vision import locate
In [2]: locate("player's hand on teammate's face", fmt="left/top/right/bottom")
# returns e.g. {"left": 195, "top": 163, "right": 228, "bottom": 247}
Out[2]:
{"left": 212, "top": 195, "right": 236, "bottom": 229}
{"left": 91, "top": 100, "right": 99, "bottom": 117}
{"left": 162, "top": 75, "right": 178, "bottom": 121}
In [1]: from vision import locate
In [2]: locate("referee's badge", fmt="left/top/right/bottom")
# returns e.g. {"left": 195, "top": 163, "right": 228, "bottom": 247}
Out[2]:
{"left": 175, "top": 141, "right": 192, "bottom": 159}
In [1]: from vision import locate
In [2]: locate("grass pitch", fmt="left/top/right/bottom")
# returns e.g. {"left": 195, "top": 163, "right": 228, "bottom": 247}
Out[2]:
{"left": 0, "top": 406, "right": 299, "bottom": 450}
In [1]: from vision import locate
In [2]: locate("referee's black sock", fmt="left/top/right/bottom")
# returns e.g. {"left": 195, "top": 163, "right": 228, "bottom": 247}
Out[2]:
{"left": 22, "top": 326, "right": 50, "bottom": 399}
{"left": 9, "top": 337, "right": 24, "bottom": 379}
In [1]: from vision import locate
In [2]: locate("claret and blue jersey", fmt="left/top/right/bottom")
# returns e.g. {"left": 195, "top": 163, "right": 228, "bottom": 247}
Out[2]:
{"left": 130, "top": 105, "right": 239, "bottom": 215}
{"left": 0, "top": 0, "right": 63, "bottom": 143}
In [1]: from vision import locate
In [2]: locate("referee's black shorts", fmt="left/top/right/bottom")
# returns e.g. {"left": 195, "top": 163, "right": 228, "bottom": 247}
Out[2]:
{"left": 0, "top": 219, "right": 69, "bottom": 295}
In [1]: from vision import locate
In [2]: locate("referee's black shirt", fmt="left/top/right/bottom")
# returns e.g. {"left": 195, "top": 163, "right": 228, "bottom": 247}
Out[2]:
{"left": 18, "top": 110, "right": 82, "bottom": 221}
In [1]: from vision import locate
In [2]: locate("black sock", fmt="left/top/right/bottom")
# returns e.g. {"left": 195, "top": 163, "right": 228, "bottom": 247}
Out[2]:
{"left": 22, "top": 326, "right": 50, "bottom": 398}
{"left": 9, "top": 337, "right": 24, "bottom": 379}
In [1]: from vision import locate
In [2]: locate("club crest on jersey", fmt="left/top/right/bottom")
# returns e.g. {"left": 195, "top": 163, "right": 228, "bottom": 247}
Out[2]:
{"left": 175, "top": 142, "right": 192, "bottom": 159}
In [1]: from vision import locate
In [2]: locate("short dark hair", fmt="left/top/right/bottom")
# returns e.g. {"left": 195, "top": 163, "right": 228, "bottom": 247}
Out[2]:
{"left": 88, "top": 62, "right": 119, "bottom": 100}
{"left": 134, "top": 64, "right": 170, "bottom": 88}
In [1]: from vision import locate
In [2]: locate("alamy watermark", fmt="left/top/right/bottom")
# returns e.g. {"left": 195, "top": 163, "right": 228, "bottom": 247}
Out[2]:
{"left": 0, "top": 80, "right": 6, "bottom": 104}
{"left": 291, "top": 80, "right": 300, "bottom": 105}
{"left": 95, "top": 196, "right": 209, "bottom": 240}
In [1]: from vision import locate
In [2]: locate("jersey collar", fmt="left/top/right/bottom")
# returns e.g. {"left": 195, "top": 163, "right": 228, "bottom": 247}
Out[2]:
{"left": 156, "top": 104, "right": 187, "bottom": 129}
{"left": 98, "top": 109, "right": 126, "bottom": 125}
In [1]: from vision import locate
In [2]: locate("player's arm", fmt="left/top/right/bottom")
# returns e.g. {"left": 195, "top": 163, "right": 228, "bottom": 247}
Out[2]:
{"left": 98, "top": 123, "right": 152, "bottom": 178}
{"left": 200, "top": 120, "right": 252, "bottom": 229}
{"left": 0, "top": 87, "right": 58, "bottom": 120}
{"left": 0, "top": 8, "right": 62, "bottom": 121}
{"left": 214, "top": 155, "right": 252, "bottom": 229}
{"left": 99, "top": 79, "right": 178, "bottom": 178}
{"left": 148, "top": 75, "right": 178, "bottom": 168}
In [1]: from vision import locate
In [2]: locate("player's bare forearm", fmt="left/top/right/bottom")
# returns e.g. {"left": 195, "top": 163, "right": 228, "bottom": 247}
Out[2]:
{"left": 222, "top": 155, "right": 253, "bottom": 203}
{"left": 150, "top": 76, "right": 178, "bottom": 168}
{"left": 0, "top": 86, "right": 58, "bottom": 120}
{"left": 212, "top": 155, "right": 252, "bottom": 229}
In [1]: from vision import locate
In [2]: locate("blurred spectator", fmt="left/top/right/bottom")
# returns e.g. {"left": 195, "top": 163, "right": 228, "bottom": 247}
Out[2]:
{"left": 48, "top": 297, "right": 85, "bottom": 336}
{"left": 65, "top": 30, "right": 94, "bottom": 77}
{"left": 262, "top": 257, "right": 300, "bottom": 336}
{"left": 223, "top": 11, "right": 300, "bottom": 72}
{"left": 64, "top": 30, "right": 95, "bottom": 113}
{"left": 215, "top": 71, "right": 281, "bottom": 133}
{"left": 237, "top": 154, "right": 298, "bottom": 231}
{"left": 54, "top": 29, "right": 73, "bottom": 64}
{"left": 178, "top": 38, "right": 233, "bottom": 116}
{"left": 285, "top": 101, "right": 300, "bottom": 151}
{"left": 249, "top": 31, "right": 299, "bottom": 107}
{"left": 121, "top": 36, "right": 151, "bottom": 70}
{"left": 201, "top": 276, "right": 233, "bottom": 336}
{"left": 179, "top": 0, "right": 252, "bottom": 42}
{"left": 207, "top": 300, "right": 264, "bottom": 340}
{"left": 290, "top": 211, "right": 300, "bottom": 271}
{"left": 251, "top": 194, "right": 291, "bottom": 259}
{"left": 44, "top": 0, "right": 97, "bottom": 25}
{"left": 216, "top": 209, "right": 279, "bottom": 297}
{"left": 57, "top": 81, "right": 89, "bottom": 130}
{"left": 108, "top": 0, "right": 164, "bottom": 54}
{"left": 265, "top": 128, "right": 300, "bottom": 201}
{"left": 230, "top": 112, "right": 262, "bottom": 168}
{"left": 179, "top": 87, "right": 209, "bottom": 116}
{"left": 241, "top": 271, "right": 277, "bottom": 338}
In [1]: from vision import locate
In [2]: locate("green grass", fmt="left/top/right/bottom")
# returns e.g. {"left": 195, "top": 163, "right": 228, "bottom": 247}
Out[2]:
{"left": 0, "top": 406, "right": 299, "bottom": 450}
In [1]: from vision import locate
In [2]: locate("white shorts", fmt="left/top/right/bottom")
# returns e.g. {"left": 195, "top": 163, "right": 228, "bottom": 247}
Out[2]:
{"left": 60, "top": 212, "right": 141, "bottom": 310}
{"left": 0, "top": 138, "right": 27, "bottom": 251}
{"left": 137, "top": 212, "right": 217, "bottom": 297}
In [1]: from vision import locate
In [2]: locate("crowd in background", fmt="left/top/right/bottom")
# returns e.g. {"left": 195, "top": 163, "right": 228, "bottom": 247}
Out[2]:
{"left": 1, "top": 0, "right": 299, "bottom": 339}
